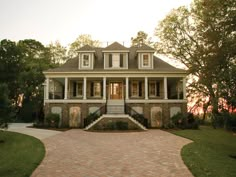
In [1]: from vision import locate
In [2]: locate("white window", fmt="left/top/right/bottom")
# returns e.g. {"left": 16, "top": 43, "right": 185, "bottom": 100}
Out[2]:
{"left": 131, "top": 81, "right": 139, "bottom": 97}
{"left": 142, "top": 54, "right": 150, "bottom": 67}
{"left": 82, "top": 54, "right": 90, "bottom": 67}
{"left": 94, "top": 82, "right": 101, "bottom": 97}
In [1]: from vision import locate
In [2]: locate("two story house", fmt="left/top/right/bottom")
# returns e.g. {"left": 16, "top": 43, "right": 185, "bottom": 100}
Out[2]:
{"left": 43, "top": 42, "right": 187, "bottom": 129}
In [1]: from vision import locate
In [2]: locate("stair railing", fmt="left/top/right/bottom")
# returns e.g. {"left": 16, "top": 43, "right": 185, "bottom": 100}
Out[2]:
{"left": 84, "top": 105, "right": 106, "bottom": 127}
{"left": 125, "top": 104, "right": 148, "bottom": 128}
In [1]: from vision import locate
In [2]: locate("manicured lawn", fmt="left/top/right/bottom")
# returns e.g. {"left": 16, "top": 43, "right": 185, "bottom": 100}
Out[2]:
{"left": 0, "top": 131, "right": 45, "bottom": 177}
{"left": 173, "top": 126, "right": 236, "bottom": 177}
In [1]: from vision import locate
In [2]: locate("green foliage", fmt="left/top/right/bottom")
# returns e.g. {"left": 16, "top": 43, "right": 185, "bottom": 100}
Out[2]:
{"left": 0, "top": 131, "right": 45, "bottom": 177}
{"left": 45, "top": 113, "right": 60, "bottom": 128}
{"left": 212, "top": 112, "right": 236, "bottom": 131}
{"left": 173, "top": 126, "right": 236, "bottom": 177}
{"left": 155, "top": 0, "right": 236, "bottom": 115}
{"left": 68, "top": 34, "right": 101, "bottom": 58}
{"left": 171, "top": 112, "right": 199, "bottom": 129}
{"left": 47, "top": 40, "right": 67, "bottom": 65}
{"left": 131, "top": 31, "right": 153, "bottom": 47}
{"left": 0, "top": 83, "right": 14, "bottom": 127}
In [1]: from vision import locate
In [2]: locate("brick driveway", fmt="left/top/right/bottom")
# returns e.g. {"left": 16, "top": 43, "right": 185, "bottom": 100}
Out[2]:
{"left": 31, "top": 130, "right": 193, "bottom": 177}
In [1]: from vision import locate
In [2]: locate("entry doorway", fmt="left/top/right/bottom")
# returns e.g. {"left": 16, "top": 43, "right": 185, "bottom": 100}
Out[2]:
{"left": 109, "top": 82, "right": 123, "bottom": 99}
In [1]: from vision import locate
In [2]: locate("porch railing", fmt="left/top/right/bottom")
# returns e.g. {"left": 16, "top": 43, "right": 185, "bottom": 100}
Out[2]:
{"left": 125, "top": 104, "right": 148, "bottom": 128}
{"left": 84, "top": 105, "right": 106, "bottom": 128}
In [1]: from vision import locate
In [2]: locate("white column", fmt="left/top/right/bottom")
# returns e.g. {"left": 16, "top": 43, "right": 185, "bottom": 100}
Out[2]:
{"left": 103, "top": 77, "right": 106, "bottom": 100}
{"left": 164, "top": 77, "right": 168, "bottom": 99}
{"left": 183, "top": 77, "right": 186, "bottom": 99}
{"left": 46, "top": 78, "right": 49, "bottom": 99}
{"left": 64, "top": 77, "right": 68, "bottom": 99}
{"left": 83, "top": 77, "right": 87, "bottom": 100}
{"left": 145, "top": 77, "right": 148, "bottom": 100}
{"left": 126, "top": 77, "right": 129, "bottom": 100}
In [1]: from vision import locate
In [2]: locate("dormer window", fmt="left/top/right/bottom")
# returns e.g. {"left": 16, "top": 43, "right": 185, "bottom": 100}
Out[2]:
{"left": 82, "top": 54, "right": 90, "bottom": 67}
{"left": 79, "top": 53, "right": 94, "bottom": 70}
{"left": 142, "top": 53, "right": 151, "bottom": 67}
{"left": 105, "top": 53, "right": 128, "bottom": 69}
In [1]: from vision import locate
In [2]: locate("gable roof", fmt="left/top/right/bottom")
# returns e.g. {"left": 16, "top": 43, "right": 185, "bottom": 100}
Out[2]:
{"left": 45, "top": 41, "right": 186, "bottom": 73}
{"left": 77, "top": 44, "right": 95, "bottom": 51}
{"left": 136, "top": 43, "right": 155, "bottom": 51}
{"left": 103, "top": 42, "right": 128, "bottom": 51}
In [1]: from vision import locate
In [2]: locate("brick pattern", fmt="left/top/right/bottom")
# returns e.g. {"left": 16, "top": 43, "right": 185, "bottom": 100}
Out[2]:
{"left": 44, "top": 102, "right": 187, "bottom": 128}
{"left": 31, "top": 130, "right": 193, "bottom": 177}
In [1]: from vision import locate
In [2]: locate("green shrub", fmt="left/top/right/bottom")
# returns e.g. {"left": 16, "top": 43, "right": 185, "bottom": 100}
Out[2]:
{"left": 116, "top": 121, "right": 128, "bottom": 130}
{"left": 45, "top": 113, "right": 60, "bottom": 128}
{"left": 171, "top": 112, "right": 199, "bottom": 129}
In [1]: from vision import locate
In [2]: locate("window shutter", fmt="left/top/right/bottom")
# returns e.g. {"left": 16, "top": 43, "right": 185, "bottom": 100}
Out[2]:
{"left": 120, "top": 54, "right": 123, "bottom": 67}
{"left": 139, "top": 81, "right": 142, "bottom": 97}
{"left": 73, "top": 82, "right": 76, "bottom": 97}
{"left": 109, "top": 54, "right": 112, "bottom": 67}
{"left": 90, "top": 82, "right": 94, "bottom": 97}
{"left": 156, "top": 82, "right": 160, "bottom": 96}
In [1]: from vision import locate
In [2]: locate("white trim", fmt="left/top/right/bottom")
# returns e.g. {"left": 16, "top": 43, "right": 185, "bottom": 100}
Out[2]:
{"left": 164, "top": 77, "right": 168, "bottom": 99}
{"left": 44, "top": 99, "right": 106, "bottom": 104}
{"left": 102, "top": 50, "right": 129, "bottom": 53}
{"left": 183, "top": 77, "right": 186, "bottom": 99}
{"left": 64, "top": 77, "right": 68, "bottom": 99}
{"left": 83, "top": 77, "right": 87, "bottom": 100}
{"left": 145, "top": 77, "right": 148, "bottom": 100}
{"left": 103, "top": 77, "right": 106, "bottom": 100}
{"left": 126, "top": 77, "right": 129, "bottom": 100}
{"left": 46, "top": 78, "right": 49, "bottom": 99}
{"left": 125, "top": 99, "right": 187, "bottom": 103}
{"left": 44, "top": 99, "right": 187, "bottom": 104}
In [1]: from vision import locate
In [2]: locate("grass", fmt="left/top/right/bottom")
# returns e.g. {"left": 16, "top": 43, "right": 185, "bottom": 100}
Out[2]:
{"left": 172, "top": 126, "right": 236, "bottom": 177}
{"left": 0, "top": 131, "right": 45, "bottom": 177}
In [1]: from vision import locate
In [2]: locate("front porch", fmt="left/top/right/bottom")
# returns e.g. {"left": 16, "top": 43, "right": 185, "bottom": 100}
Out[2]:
{"left": 43, "top": 76, "right": 187, "bottom": 129}
{"left": 44, "top": 76, "right": 186, "bottom": 102}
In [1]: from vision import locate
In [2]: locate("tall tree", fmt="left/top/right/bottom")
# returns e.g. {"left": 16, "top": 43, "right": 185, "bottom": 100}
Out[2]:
{"left": 0, "top": 39, "right": 23, "bottom": 101}
{"left": 17, "top": 39, "right": 52, "bottom": 121}
{"left": 68, "top": 34, "right": 101, "bottom": 57}
{"left": 155, "top": 0, "right": 236, "bottom": 116}
{"left": 131, "top": 31, "right": 153, "bottom": 47}
{"left": 0, "top": 83, "right": 12, "bottom": 128}
{"left": 47, "top": 41, "right": 67, "bottom": 65}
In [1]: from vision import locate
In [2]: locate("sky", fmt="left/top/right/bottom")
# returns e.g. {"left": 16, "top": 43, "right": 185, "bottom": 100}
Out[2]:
{"left": 0, "top": 0, "right": 192, "bottom": 47}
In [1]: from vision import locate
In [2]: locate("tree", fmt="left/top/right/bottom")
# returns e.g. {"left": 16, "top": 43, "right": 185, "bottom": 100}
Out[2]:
{"left": 131, "top": 31, "right": 153, "bottom": 47}
{"left": 47, "top": 41, "right": 67, "bottom": 65}
{"left": 155, "top": 0, "right": 236, "bottom": 116}
{"left": 0, "top": 39, "right": 23, "bottom": 102}
{"left": 68, "top": 34, "right": 101, "bottom": 57}
{"left": 17, "top": 39, "right": 52, "bottom": 122}
{"left": 0, "top": 83, "right": 12, "bottom": 129}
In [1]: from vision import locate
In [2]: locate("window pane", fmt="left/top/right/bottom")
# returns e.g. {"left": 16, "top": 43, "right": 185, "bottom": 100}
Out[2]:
{"left": 149, "top": 82, "right": 156, "bottom": 96}
{"left": 143, "top": 54, "right": 149, "bottom": 66}
{"left": 132, "top": 82, "right": 138, "bottom": 96}
{"left": 83, "top": 55, "right": 89, "bottom": 66}
{"left": 94, "top": 82, "right": 101, "bottom": 96}
{"left": 77, "top": 83, "right": 83, "bottom": 96}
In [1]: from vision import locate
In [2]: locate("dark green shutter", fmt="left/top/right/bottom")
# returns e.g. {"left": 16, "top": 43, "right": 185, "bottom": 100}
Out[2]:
{"left": 109, "top": 54, "right": 112, "bottom": 67}
{"left": 73, "top": 82, "right": 76, "bottom": 97}
{"left": 120, "top": 54, "right": 123, "bottom": 67}
{"left": 90, "top": 82, "right": 94, "bottom": 97}
{"left": 156, "top": 82, "right": 160, "bottom": 96}
{"left": 139, "top": 81, "right": 142, "bottom": 97}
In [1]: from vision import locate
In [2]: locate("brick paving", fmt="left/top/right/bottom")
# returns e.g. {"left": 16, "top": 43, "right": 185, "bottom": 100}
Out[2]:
{"left": 31, "top": 130, "right": 193, "bottom": 177}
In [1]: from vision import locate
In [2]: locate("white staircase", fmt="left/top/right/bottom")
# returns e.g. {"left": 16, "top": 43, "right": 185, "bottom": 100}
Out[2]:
{"left": 106, "top": 100, "right": 124, "bottom": 114}
{"left": 84, "top": 114, "right": 147, "bottom": 131}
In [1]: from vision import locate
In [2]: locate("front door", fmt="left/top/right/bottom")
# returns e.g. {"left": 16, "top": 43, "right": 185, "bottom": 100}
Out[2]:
{"left": 109, "top": 82, "right": 123, "bottom": 99}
